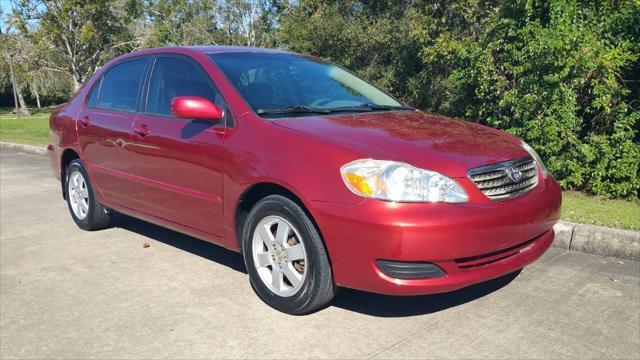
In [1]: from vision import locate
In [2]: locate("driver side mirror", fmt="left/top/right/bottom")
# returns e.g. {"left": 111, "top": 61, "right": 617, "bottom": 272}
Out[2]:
{"left": 170, "top": 96, "right": 223, "bottom": 121}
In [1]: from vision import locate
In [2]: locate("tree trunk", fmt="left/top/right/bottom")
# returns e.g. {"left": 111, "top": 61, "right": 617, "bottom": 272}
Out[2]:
{"left": 72, "top": 67, "right": 83, "bottom": 92}
{"left": 34, "top": 84, "right": 42, "bottom": 109}
{"left": 15, "top": 84, "right": 31, "bottom": 116}
{"left": 73, "top": 76, "right": 83, "bottom": 92}
{"left": 6, "top": 52, "right": 20, "bottom": 116}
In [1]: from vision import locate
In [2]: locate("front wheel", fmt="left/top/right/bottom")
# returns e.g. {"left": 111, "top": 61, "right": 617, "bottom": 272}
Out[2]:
{"left": 241, "top": 195, "right": 336, "bottom": 314}
{"left": 65, "top": 159, "right": 111, "bottom": 230}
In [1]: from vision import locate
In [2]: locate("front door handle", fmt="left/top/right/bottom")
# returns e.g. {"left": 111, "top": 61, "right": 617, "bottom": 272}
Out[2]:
{"left": 79, "top": 116, "right": 91, "bottom": 127}
{"left": 134, "top": 124, "right": 151, "bottom": 137}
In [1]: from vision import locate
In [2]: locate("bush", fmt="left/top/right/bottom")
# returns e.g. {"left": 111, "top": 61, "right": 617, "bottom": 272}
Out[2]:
{"left": 279, "top": 0, "right": 640, "bottom": 199}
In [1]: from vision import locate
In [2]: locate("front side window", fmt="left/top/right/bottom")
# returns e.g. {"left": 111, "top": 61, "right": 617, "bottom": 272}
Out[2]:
{"left": 146, "top": 57, "right": 224, "bottom": 116}
{"left": 209, "top": 52, "right": 405, "bottom": 117}
{"left": 89, "top": 58, "right": 147, "bottom": 111}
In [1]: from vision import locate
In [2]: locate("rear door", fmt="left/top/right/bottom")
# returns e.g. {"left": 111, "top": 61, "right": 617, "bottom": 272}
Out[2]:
{"left": 77, "top": 57, "right": 149, "bottom": 208}
{"left": 130, "top": 54, "right": 229, "bottom": 236}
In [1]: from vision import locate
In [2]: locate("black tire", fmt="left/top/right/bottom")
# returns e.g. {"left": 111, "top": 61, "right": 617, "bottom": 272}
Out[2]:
{"left": 65, "top": 159, "right": 111, "bottom": 230}
{"left": 241, "top": 195, "right": 336, "bottom": 315}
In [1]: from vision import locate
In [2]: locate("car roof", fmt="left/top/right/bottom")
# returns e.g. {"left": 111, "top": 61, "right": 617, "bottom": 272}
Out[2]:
{"left": 101, "top": 46, "right": 302, "bottom": 73}
{"left": 130, "top": 45, "right": 291, "bottom": 56}
{"left": 190, "top": 45, "right": 291, "bottom": 54}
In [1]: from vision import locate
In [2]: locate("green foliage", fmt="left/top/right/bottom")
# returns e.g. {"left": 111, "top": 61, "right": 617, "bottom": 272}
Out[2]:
{"left": 140, "top": 0, "right": 220, "bottom": 46}
{"left": 139, "top": 0, "right": 281, "bottom": 48}
{"left": 279, "top": 0, "right": 640, "bottom": 199}
{"left": 2, "top": 0, "right": 638, "bottom": 199}
{"left": 278, "top": 0, "right": 423, "bottom": 101}
{"left": 11, "top": 0, "right": 140, "bottom": 90}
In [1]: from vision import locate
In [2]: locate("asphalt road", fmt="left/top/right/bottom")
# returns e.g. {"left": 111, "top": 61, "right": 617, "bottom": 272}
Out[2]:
{"left": 1, "top": 149, "right": 639, "bottom": 359}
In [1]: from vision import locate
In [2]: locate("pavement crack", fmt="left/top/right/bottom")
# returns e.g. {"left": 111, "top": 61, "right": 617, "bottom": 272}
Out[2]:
{"left": 366, "top": 310, "right": 461, "bottom": 359}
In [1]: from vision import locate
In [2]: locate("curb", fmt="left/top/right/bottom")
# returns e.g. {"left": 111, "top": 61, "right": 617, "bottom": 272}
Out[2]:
{"left": 1, "top": 142, "right": 638, "bottom": 261}
{"left": 553, "top": 221, "right": 639, "bottom": 261}
{"left": 0, "top": 141, "right": 48, "bottom": 156}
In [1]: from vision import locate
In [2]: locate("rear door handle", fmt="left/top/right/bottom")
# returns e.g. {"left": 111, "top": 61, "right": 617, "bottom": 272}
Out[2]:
{"left": 79, "top": 116, "right": 91, "bottom": 127}
{"left": 134, "top": 124, "right": 151, "bottom": 137}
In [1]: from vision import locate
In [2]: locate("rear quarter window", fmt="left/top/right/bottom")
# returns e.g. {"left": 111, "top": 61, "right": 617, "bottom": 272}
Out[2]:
{"left": 88, "top": 58, "right": 148, "bottom": 112}
{"left": 86, "top": 78, "right": 102, "bottom": 107}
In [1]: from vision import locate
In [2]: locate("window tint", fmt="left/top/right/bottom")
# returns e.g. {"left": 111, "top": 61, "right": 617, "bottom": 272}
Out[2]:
{"left": 94, "top": 58, "right": 147, "bottom": 111}
{"left": 147, "top": 57, "right": 224, "bottom": 116}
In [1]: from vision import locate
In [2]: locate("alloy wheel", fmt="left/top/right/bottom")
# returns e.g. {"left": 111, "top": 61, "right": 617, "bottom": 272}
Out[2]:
{"left": 68, "top": 170, "right": 89, "bottom": 220}
{"left": 251, "top": 215, "right": 307, "bottom": 297}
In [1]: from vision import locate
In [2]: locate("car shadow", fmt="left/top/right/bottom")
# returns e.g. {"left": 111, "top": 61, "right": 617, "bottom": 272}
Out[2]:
{"left": 110, "top": 212, "right": 520, "bottom": 317}
{"left": 180, "top": 119, "right": 217, "bottom": 139}
{"left": 329, "top": 270, "right": 520, "bottom": 317}
{"left": 111, "top": 213, "right": 247, "bottom": 274}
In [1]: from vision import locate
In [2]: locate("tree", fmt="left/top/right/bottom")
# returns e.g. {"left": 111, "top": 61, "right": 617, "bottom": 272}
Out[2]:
{"left": 137, "top": 0, "right": 281, "bottom": 48}
{"left": 12, "top": 0, "right": 140, "bottom": 91}
{"left": 1, "top": 24, "right": 31, "bottom": 116}
{"left": 278, "top": 0, "right": 423, "bottom": 100}
{"left": 139, "top": 0, "right": 220, "bottom": 46}
{"left": 216, "top": 0, "right": 282, "bottom": 47}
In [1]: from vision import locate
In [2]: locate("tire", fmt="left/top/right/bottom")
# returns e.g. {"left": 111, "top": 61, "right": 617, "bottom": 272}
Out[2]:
{"left": 65, "top": 159, "right": 111, "bottom": 230}
{"left": 241, "top": 195, "right": 336, "bottom": 314}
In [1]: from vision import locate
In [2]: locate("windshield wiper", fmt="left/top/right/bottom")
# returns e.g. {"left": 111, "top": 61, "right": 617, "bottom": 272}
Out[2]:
{"left": 324, "top": 103, "right": 415, "bottom": 113}
{"left": 257, "top": 105, "right": 330, "bottom": 116}
{"left": 361, "top": 103, "right": 414, "bottom": 111}
{"left": 257, "top": 103, "right": 415, "bottom": 117}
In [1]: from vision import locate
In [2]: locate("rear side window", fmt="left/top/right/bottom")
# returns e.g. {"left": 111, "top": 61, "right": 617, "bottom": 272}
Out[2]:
{"left": 146, "top": 57, "right": 224, "bottom": 116}
{"left": 88, "top": 58, "right": 147, "bottom": 111}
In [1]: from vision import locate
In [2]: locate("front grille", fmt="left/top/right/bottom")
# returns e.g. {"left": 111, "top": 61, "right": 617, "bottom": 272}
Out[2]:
{"left": 468, "top": 157, "right": 538, "bottom": 200}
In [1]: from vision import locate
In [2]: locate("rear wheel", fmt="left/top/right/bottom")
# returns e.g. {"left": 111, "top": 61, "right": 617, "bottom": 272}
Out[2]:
{"left": 65, "top": 159, "right": 111, "bottom": 230}
{"left": 241, "top": 195, "right": 335, "bottom": 314}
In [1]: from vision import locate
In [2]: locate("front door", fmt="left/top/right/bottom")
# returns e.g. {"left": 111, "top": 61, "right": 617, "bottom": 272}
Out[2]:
{"left": 130, "top": 55, "right": 227, "bottom": 236}
{"left": 77, "top": 57, "right": 149, "bottom": 208}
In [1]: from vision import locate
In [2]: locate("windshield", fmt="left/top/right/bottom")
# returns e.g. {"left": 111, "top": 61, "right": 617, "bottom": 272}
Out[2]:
{"left": 208, "top": 52, "right": 405, "bottom": 117}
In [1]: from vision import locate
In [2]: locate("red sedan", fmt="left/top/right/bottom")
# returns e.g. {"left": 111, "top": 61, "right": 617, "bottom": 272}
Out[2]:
{"left": 48, "top": 46, "right": 561, "bottom": 314}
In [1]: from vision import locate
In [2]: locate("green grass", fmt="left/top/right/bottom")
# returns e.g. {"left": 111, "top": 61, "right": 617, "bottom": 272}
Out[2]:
{"left": 562, "top": 191, "right": 640, "bottom": 231}
{"left": 1, "top": 105, "right": 638, "bottom": 231}
{"left": 0, "top": 106, "right": 54, "bottom": 146}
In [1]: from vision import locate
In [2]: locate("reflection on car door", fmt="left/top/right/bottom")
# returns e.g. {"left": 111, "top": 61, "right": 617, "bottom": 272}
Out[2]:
{"left": 77, "top": 57, "right": 149, "bottom": 208}
{"left": 130, "top": 55, "right": 227, "bottom": 237}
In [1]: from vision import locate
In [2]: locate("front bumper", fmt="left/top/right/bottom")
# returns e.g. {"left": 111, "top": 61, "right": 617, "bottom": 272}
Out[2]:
{"left": 308, "top": 176, "right": 561, "bottom": 295}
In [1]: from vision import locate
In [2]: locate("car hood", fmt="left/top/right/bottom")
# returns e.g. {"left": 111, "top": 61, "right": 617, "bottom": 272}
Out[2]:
{"left": 272, "top": 110, "right": 529, "bottom": 177}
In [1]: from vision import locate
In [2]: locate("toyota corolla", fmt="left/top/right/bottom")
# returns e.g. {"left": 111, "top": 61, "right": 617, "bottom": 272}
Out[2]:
{"left": 48, "top": 46, "right": 561, "bottom": 314}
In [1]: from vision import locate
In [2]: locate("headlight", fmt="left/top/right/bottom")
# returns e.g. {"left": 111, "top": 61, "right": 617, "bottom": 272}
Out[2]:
{"left": 521, "top": 141, "right": 548, "bottom": 178}
{"left": 340, "top": 159, "right": 468, "bottom": 203}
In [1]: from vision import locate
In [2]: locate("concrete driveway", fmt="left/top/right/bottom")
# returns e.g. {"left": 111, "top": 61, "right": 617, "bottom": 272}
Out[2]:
{"left": 1, "top": 149, "right": 639, "bottom": 359}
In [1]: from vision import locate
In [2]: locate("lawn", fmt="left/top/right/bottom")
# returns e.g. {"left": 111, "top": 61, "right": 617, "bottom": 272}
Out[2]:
{"left": 562, "top": 191, "right": 639, "bottom": 231}
{"left": 1, "top": 105, "right": 638, "bottom": 231}
{"left": 0, "top": 106, "right": 54, "bottom": 146}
